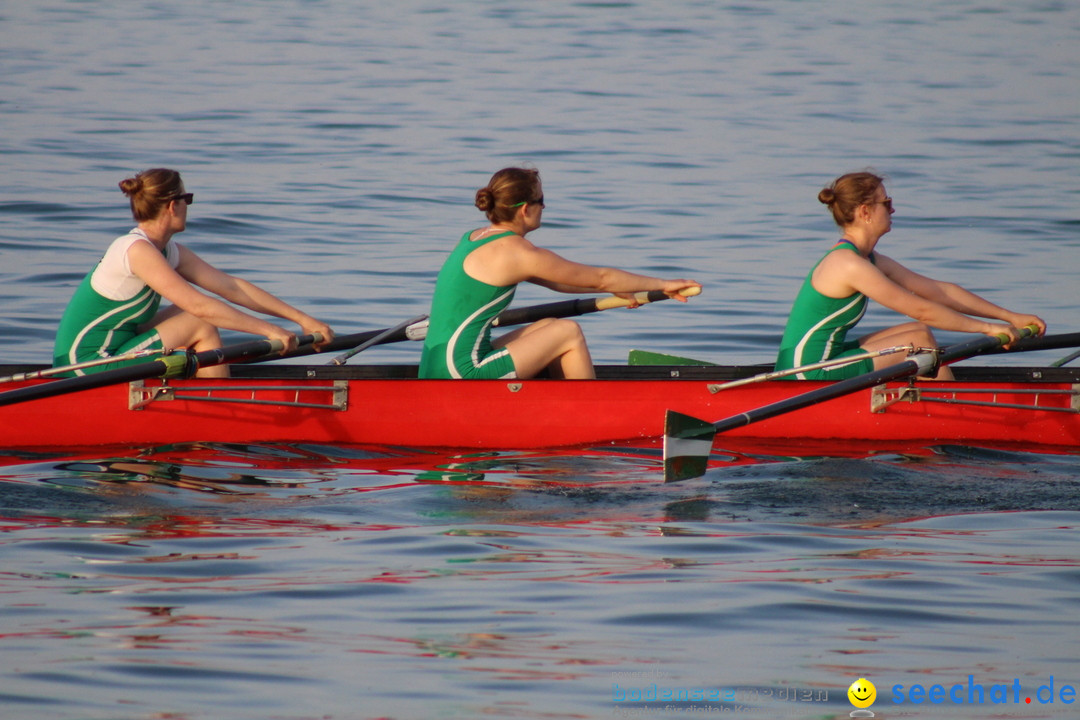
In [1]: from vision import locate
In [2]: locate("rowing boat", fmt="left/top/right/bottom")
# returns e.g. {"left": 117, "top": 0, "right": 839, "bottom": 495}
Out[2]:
{"left": 2, "top": 361, "right": 1077, "bottom": 451}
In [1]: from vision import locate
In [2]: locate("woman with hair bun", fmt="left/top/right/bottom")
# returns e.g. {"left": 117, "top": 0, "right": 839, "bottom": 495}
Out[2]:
{"left": 419, "top": 167, "right": 700, "bottom": 380}
{"left": 53, "top": 168, "right": 334, "bottom": 377}
{"left": 774, "top": 171, "right": 1045, "bottom": 380}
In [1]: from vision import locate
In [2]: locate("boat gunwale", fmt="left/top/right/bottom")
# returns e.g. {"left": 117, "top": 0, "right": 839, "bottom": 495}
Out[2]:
{"left": 3, "top": 363, "right": 1080, "bottom": 384}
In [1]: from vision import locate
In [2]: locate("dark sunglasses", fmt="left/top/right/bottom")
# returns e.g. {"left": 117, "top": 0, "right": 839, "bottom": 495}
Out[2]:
{"left": 168, "top": 193, "right": 194, "bottom": 205}
{"left": 869, "top": 197, "right": 892, "bottom": 212}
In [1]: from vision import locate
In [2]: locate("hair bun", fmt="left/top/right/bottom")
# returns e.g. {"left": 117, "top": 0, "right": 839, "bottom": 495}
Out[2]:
{"left": 817, "top": 187, "right": 836, "bottom": 206}
{"left": 119, "top": 176, "right": 143, "bottom": 197}
{"left": 475, "top": 187, "right": 495, "bottom": 212}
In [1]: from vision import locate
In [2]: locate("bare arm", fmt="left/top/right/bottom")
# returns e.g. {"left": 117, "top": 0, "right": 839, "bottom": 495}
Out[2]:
{"left": 128, "top": 242, "right": 334, "bottom": 348}
{"left": 877, "top": 254, "right": 1045, "bottom": 333}
{"left": 815, "top": 249, "right": 1027, "bottom": 338}
{"left": 466, "top": 235, "right": 700, "bottom": 300}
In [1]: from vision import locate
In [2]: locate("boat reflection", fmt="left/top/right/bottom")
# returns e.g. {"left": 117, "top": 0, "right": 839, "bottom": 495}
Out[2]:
{"left": 2, "top": 440, "right": 1078, "bottom": 532}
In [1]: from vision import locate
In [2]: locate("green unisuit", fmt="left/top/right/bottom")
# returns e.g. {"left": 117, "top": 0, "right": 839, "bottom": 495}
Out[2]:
{"left": 53, "top": 229, "right": 174, "bottom": 376}
{"left": 774, "top": 241, "right": 876, "bottom": 380}
{"left": 419, "top": 230, "right": 519, "bottom": 380}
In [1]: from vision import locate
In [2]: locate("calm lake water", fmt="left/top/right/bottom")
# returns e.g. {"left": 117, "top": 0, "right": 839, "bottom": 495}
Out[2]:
{"left": 2, "top": 1, "right": 1079, "bottom": 719}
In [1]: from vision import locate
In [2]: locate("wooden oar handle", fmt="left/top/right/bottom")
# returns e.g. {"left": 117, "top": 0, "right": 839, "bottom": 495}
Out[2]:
{"left": 594, "top": 286, "right": 702, "bottom": 311}
{"left": 493, "top": 286, "right": 700, "bottom": 328}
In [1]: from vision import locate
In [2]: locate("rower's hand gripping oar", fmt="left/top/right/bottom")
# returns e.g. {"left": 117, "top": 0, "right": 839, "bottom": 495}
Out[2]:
{"left": 0, "top": 333, "right": 323, "bottom": 408}
{"left": 662, "top": 325, "right": 1039, "bottom": 483}
{"left": 267, "top": 287, "right": 702, "bottom": 362}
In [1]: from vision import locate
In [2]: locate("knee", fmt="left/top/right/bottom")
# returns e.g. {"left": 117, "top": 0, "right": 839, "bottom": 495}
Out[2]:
{"left": 913, "top": 322, "right": 936, "bottom": 344}
{"left": 195, "top": 319, "right": 222, "bottom": 346}
{"left": 552, "top": 318, "right": 586, "bottom": 344}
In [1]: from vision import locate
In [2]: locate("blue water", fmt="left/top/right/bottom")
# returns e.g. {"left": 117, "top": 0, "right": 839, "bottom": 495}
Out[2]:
{"left": 2, "top": 1, "right": 1080, "bottom": 718}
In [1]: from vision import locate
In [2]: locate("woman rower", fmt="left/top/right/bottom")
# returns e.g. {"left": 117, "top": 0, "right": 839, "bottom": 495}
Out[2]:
{"left": 53, "top": 168, "right": 334, "bottom": 378}
{"left": 419, "top": 167, "right": 701, "bottom": 380}
{"left": 775, "top": 171, "right": 1045, "bottom": 381}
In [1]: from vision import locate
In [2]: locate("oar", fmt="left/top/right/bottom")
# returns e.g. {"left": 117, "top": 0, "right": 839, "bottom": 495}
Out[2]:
{"left": 1051, "top": 349, "right": 1080, "bottom": 368}
{"left": 493, "top": 286, "right": 701, "bottom": 327}
{"left": 977, "top": 330, "right": 1080, "bottom": 367}
{"left": 328, "top": 314, "right": 428, "bottom": 366}
{"left": 0, "top": 348, "right": 163, "bottom": 383}
{"left": 662, "top": 326, "right": 1038, "bottom": 483}
{"left": 266, "top": 287, "right": 702, "bottom": 362}
{"left": 986, "top": 331, "right": 1080, "bottom": 356}
{"left": 0, "top": 333, "right": 323, "bottom": 408}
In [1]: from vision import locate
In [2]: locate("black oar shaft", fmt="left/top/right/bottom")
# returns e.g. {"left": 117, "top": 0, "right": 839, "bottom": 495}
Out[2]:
{"left": 330, "top": 314, "right": 428, "bottom": 366}
{"left": 271, "top": 289, "right": 697, "bottom": 362}
{"left": 712, "top": 330, "right": 1027, "bottom": 434}
{"left": 0, "top": 335, "right": 317, "bottom": 408}
{"left": 268, "top": 327, "right": 411, "bottom": 362}
{"left": 989, "top": 331, "right": 1080, "bottom": 355}
{"left": 712, "top": 353, "right": 934, "bottom": 433}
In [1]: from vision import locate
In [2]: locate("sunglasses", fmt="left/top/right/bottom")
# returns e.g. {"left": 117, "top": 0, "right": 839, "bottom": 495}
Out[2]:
{"left": 168, "top": 193, "right": 194, "bottom": 205}
{"left": 511, "top": 195, "right": 544, "bottom": 209}
{"left": 869, "top": 197, "right": 893, "bottom": 212}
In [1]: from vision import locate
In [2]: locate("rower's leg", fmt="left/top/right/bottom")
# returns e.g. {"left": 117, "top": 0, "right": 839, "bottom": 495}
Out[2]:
{"left": 497, "top": 318, "right": 595, "bottom": 379}
{"left": 149, "top": 309, "right": 230, "bottom": 378}
{"left": 859, "top": 322, "right": 954, "bottom": 380}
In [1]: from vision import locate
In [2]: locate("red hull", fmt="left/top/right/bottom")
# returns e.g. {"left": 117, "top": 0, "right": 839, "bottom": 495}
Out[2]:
{"left": 2, "top": 364, "right": 1077, "bottom": 451}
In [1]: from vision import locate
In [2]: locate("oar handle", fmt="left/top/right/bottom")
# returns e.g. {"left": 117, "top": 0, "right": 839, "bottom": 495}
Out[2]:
{"left": 938, "top": 324, "right": 1038, "bottom": 365}
{"left": 986, "top": 328, "right": 1073, "bottom": 355}
{"left": 493, "top": 286, "right": 700, "bottom": 327}
{"left": 592, "top": 286, "right": 701, "bottom": 312}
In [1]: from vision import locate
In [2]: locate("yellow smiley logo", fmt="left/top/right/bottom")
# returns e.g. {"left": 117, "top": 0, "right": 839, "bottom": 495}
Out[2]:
{"left": 848, "top": 678, "right": 877, "bottom": 708}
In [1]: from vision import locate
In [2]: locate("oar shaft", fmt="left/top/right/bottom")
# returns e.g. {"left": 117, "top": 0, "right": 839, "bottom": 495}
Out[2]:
{"left": 0, "top": 349, "right": 163, "bottom": 383}
{"left": 1051, "top": 349, "right": 1080, "bottom": 368}
{"left": 0, "top": 334, "right": 319, "bottom": 408}
{"left": 495, "top": 287, "right": 700, "bottom": 327}
{"left": 713, "top": 352, "right": 937, "bottom": 434}
{"left": 989, "top": 331, "right": 1080, "bottom": 355}
{"left": 712, "top": 328, "right": 1032, "bottom": 434}
{"left": 271, "top": 288, "right": 701, "bottom": 362}
{"left": 268, "top": 326, "right": 417, "bottom": 362}
{"left": 710, "top": 344, "right": 914, "bottom": 391}
{"left": 330, "top": 315, "right": 428, "bottom": 366}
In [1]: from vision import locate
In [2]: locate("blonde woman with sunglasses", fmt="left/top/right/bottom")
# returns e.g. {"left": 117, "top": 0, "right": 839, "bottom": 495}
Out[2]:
{"left": 774, "top": 171, "right": 1044, "bottom": 381}
{"left": 53, "top": 168, "right": 334, "bottom": 377}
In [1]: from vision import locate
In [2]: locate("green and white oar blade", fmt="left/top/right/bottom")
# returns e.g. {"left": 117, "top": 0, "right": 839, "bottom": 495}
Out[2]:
{"left": 663, "top": 410, "right": 716, "bottom": 482}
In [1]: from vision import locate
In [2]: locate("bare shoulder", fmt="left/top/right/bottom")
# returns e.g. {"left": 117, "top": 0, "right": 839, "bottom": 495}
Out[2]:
{"left": 476, "top": 232, "right": 538, "bottom": 260}
{"left": 818, "top": 246, "right": 873, "bottom": 277}
{"left": 813, "top": 247, "right": 877, "bottom": 297}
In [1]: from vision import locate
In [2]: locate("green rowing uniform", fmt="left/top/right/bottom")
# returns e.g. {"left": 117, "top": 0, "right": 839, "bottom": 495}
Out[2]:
{"left": 53, "top": 229, "right": 175, "bottom": 376}
{"left": 774, "top": 240, "right": 875, "bottom": 380}
{"left": 419, "top": 230, "right": 519, "bottom": 380}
